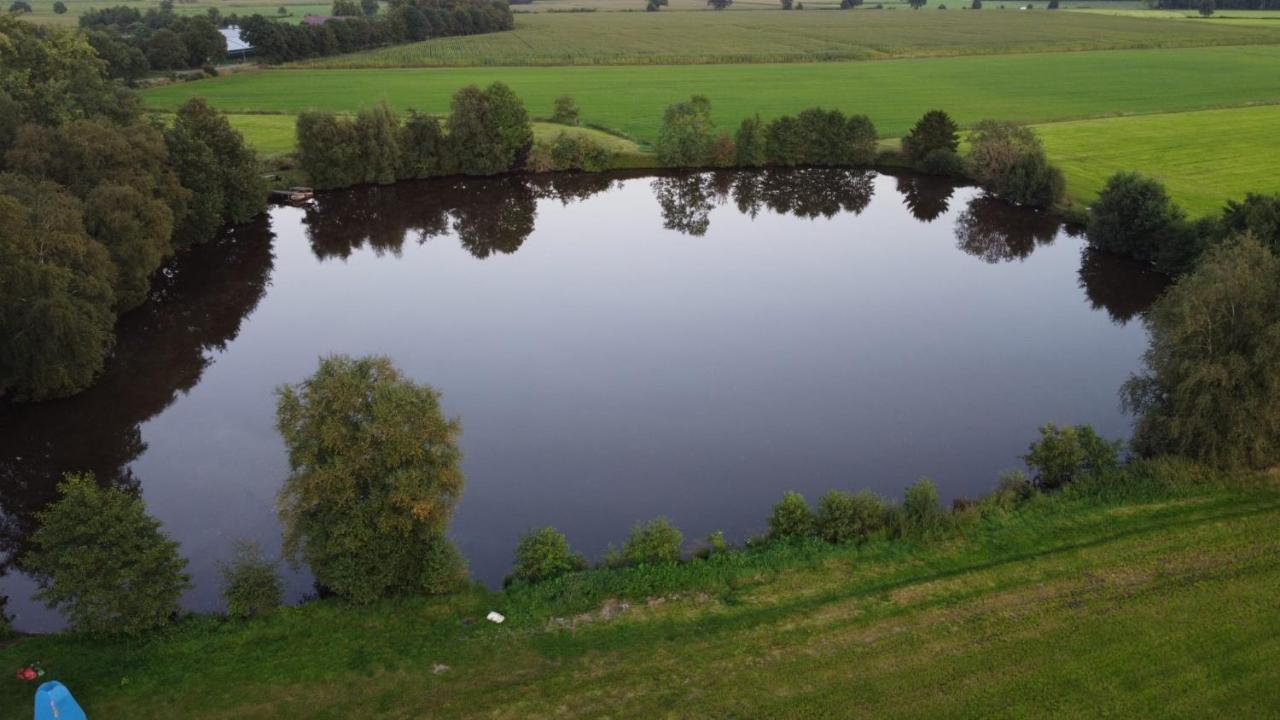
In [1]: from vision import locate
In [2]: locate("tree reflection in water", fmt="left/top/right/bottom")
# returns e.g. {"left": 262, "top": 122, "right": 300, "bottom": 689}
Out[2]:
{"left": 896, "top": 174, "right": 955, "bottom": 223}
{"left": 1078, "top": 247, "right": 1170, "bottom": 325}
{"left": 653, "top": 168, "right": 878, "bottom": 234}
{"left": 304, "top": 174, "right": 627, "bottom": 260}
{"left": 954, "top": 196, "right": 1060, "bottom": 263}
{"left": 0, "top": 217, "right": 275, "bottom": 586}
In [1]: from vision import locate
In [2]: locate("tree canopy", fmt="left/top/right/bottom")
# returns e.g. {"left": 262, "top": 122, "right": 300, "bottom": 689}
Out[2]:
{"left": 23, "top": 474, "right": 190, "bottom": 636}
{"left": 1124, "top": 235, "right": 1280, "bottom": 468}
{"left": 275, "top": 355, "right": 469, "bottom": 603}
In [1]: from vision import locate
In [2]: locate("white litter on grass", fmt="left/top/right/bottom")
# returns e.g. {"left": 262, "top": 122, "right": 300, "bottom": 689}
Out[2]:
{"left": 486, "top": 611, "right": 505, "bottom": 624}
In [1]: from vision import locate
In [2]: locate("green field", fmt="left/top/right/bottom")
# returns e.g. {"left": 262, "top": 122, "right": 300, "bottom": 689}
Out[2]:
{"left": 145, "top": 45, "right": 1280, "bottom": 141}
{"left": 295, "top": 9, "right": 1280, "bottom": 67}
{"left": 3, "top": 468, "right": 1278, "bottom": 718}
{"left": 1037, "top": 105, "right": 1280, "bottom": 216}
{"left": 145, "top": 45, "right": 1280, "bottom": 211}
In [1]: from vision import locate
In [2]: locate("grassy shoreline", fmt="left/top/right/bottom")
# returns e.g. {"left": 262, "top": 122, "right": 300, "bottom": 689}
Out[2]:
{"left": 3, "top": 461, "right": 1277, "bottom": 718}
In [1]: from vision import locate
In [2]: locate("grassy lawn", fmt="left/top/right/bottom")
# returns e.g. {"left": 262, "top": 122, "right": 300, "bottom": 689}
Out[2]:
{"left": 2, "top": 468, "right": 1278, "bottom": 718}
{"left": 1036, "top": 105, "right": 1280, "bottom": 217}
{"left": 293, "top": 9, "right": 1280, "bottom": 67}
{"left": 143, "top": 45, "right": 1280, "bottom": 141}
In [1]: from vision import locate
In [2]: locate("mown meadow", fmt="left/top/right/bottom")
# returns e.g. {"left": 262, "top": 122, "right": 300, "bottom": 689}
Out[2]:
{"left": 290, "top": 9, "right": 1280, "bottom": 67}
{"left": 2, "top": 465, "right": 1277, "bottom": 719}
{"left": 1038, "top": 105, "right": 1280, "bottom": 216}
{"left": 144, "top": 45, "right": 1280, "bottom": 139}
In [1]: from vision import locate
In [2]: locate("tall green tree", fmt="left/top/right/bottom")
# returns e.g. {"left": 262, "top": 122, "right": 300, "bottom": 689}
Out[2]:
{"left": 275, "top": 355, "right": 469, "bottom": 603}
{"left": 83, "top": 183, "right": 175, "bottom": 310}
{"left": 0, "top": 175, "right": 117, "bottom": 401}
{"left": 656, "top": 95, "right": 716, "bottom": 167}
{"left": 397, "top": 110, "right": 447, "bottom": 179}
{"left": 734, "top": 115, "right": 767, "bottom": 167}
{"left": 23, "top": 474, "right": 190, "bottom": 636}
{"left": 446, "top": 82, "right": 532, "bottom": 175}
{"left": 355, "top": 101, "right": 401, "bottom": 185}
{"left": 902, "top": 109, "right": 960, "bottom": 163}
{"left": 1124, "top": 235, "right": 1280, "bottom": 468}
{"left": 0, "top": 16, "right": 138, "bottom": 127}
{"left": 296, "top": 110, "right": 363, "bottom": 189}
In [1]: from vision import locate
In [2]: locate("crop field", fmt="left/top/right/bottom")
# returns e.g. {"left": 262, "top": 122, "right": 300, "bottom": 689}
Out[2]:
{"left": 294, "top": 9, "right": 1280, "bottom": 67}
{"left": 1036, "top": 105, "right": 1280, "bottom": 217}
{"left": 16, "top": 0, "right": 332, "bottom": 26}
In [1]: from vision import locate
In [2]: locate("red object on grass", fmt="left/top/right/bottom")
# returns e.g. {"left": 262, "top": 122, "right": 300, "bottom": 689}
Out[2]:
{"left": 16, "top": 667, "right": 39, "bottom": 681}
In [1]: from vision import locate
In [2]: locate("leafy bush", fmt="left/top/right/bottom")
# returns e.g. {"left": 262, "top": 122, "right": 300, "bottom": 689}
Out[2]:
{"left": 815, "top": 490, "right": 884, "bottom": 543}
{"left": 1023, "top": 423, "right": 1122, "bottom": 490}
{"left": 1087, "top": 172, "right": 1189, "bottom": 267}
{"left": 988, "top": 469, "right": 1034, "bottom": 510}
{"left": 710, "top": 131, "right": 736, "bottom": 167}
{"left": 275, "top": 355, "right": 467, "bottom": 603}
{"left": 768, "top": 491, "right": 817, "bottom": 540}
{"left": 995, "top": 150, "right": 1064, "bottom": 207}
{"left": 24, "top": 474, "right": 190, "bottom": 636}
{"left": 511, "top": 527, "right": 586, "bottom": 585}
{"left": 902, "top": 110, "right": 960, "bottom": 164}
{"left": 735, "top": 115, "right": 768, "bottom": 167}
{"left": 917, "top": 148, "right": 965, "bottom": 177}
{"left": 656, "top": 95, "right": 716, "bottom": 167}
{"left": 902, "top": 478, "right": 942, "bottom": 530}
{"left": 966, "top": 120, "right": 1062, "bottom": 206}
{"left": 1124, "top": 235, "right": 1280, "bottom": 469}
{"left": 219, "top": 539, "right": 282, "bottom": 620}
{"left": 550, "top": 132, "right": 611, "bottom": 171}
{"left": 551, "top": 95, "right": 580, "bottom": 125}
{"left": 1221, "top": 192, "right": 1280, "bottom": 255}
{"left": 419, "top": 537, "right": 470, "bottom": 596}
{"left": 618, "top": 517, "right": 684, "bottom": 565}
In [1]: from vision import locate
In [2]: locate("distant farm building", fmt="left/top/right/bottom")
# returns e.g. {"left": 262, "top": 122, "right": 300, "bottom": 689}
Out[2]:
{"left": 220, "top": 27, "right": 254, "bottom": 61}
{"left": 303, "top": 14, "right": 334, "bottom": 25}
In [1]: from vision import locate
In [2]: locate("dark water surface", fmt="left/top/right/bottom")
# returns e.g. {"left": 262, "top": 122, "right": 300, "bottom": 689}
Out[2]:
{"left": 0, "top": 170, "right": 1167, "bottom": 631}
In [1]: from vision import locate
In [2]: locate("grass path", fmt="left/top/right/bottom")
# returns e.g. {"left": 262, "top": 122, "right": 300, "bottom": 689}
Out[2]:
{"left": 3, "top": 475, "right": 1278, "bottom": 717}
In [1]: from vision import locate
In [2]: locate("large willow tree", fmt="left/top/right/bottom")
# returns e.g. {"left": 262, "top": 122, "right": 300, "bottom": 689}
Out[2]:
{"left": 275, "top": 355, "right": 468, "bottom": 603}
{"left": 1124, "top": 235, "right": 1280, "bottom": 468}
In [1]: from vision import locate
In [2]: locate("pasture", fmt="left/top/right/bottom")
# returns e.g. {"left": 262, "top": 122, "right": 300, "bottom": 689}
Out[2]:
{"left": 294, "top": 9, "right": 1280, "bottom": 67}
{"left": 145, "top": 45, "right": 1280, "bottom": 140}
{"left": 144, "top": 44, "right": 1280, "bottom": 211}
{"left": 1037, "top": 105, "right": 1280, "bottom": 217}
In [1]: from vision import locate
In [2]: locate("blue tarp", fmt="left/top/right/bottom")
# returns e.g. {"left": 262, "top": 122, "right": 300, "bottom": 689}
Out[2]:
{"left": 33, "top": 681, "right": 87, "bottom": 720}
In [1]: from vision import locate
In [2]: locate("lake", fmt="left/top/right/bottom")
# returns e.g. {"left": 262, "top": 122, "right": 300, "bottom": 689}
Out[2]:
{"left": 0, "top": 169, "right": 1167, "bottom": 631}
